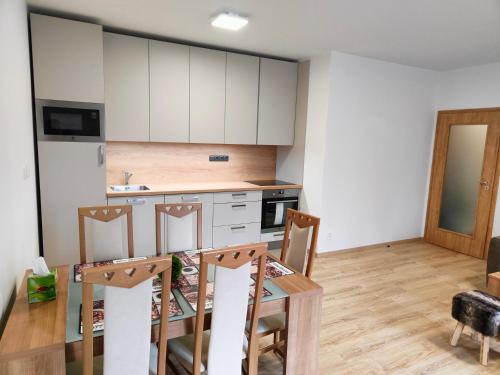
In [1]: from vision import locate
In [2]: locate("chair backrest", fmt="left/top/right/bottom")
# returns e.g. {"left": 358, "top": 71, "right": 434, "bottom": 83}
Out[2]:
{"left": 155, "top": 203, "right": 202, "bottom": 255}
{"left": 81, "top": 256, "right": 172, "bottom": 375}
{"left": 78, "top": 205, "right": 134, "bottom": 264}
{"left": 193, "top": 243, "right": 268, "bottom": 375}
{"left": 280, "top": 209, "right": 320, "bottom": 278}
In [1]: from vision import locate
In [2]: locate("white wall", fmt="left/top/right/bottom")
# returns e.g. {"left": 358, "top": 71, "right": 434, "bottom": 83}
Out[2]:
{"left": 436, "top": 62, "right": 500, "bottom": 236}
{"left": 300, "top": 55, "right": 332, "bottom": 217}
{"left": 276, "top": 61, "right": 309, "bottom": 184}
{"left": 0, "top": 0, "right": 39, "bottom": 328}
{"left": 303, "top": 52, "right": 438, "bottom": 252}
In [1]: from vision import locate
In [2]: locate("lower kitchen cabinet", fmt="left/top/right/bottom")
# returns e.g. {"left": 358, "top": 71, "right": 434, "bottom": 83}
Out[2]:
{"left": 108, "top": 195, "right": 164, "bottom": 257}
{"left": 164, "top": 193, "right": 213, "bottom": 248}
{"left": 213, "top": 223, "right": 261, "bottom": 248}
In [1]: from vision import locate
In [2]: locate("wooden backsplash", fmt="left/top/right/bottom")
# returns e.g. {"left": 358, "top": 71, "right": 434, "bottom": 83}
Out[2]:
{"left": 106, "top": 142, "right": 277, "bottom": 185}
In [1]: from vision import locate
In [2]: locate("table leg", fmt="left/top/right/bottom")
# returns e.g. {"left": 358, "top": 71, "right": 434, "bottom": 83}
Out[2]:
{"left": 284, "top": 290, "right": 322, "bottom": 374}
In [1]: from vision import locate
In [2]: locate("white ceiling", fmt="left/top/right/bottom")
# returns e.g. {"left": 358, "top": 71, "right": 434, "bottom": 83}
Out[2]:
{"left": 28, "top": 0, "right": 500, "bottom": 71}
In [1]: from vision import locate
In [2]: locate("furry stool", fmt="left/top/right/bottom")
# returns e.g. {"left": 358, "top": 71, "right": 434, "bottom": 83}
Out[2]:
{"left": 450, "top": 290, "right": 500, "bottom": 365}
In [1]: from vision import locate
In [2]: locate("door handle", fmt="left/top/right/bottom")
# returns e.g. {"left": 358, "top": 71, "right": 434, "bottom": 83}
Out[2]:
{"left": 97, "top": 145, "right": 105, "bottom": 166}
{"left": 127, "top": 198, "right": 146, "bottom": 205}
{"left": 480, "top": 180, "right": 490, "bottom": 191}
{"left": 182, "top": 196, "right": 199, "bottom": 202}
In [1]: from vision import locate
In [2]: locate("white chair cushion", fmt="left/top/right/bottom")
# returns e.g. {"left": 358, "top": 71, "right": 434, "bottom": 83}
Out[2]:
{"left": 246, "top": 312, "right": 286, "bottom": 335}
{"left": 168, "top": 331, "right": 248, "bottom": 373}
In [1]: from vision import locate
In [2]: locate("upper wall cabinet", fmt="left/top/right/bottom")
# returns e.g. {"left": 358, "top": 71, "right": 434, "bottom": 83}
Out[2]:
{"left": 103, "top": 33, "right": 149, "bottom": 141}
{"left": 225, "top": 53, "right": 259, "bottom": 145}
{"left": 149, "top": 41, "right": 190, "bottom": 143}
{"left": 189, "top": 47, "right": 226, "bottom": 144}
{"left": 258, "top": 58, "right": 298, "bottom": 146}
{"left": 30, "top": 14, "right": 104, "bottom": 102}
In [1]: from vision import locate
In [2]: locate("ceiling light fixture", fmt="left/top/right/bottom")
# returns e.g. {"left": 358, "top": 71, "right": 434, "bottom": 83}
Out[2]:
{"left": 211, "top": 12, "right": 248, "bottom": 31}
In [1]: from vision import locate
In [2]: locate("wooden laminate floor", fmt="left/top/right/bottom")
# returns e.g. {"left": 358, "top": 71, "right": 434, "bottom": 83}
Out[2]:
{"left": 170, "top": 240, "right": 498, "bottom": 374}
{"left": 256, "top": 240, "right": 499, "bottom": 374}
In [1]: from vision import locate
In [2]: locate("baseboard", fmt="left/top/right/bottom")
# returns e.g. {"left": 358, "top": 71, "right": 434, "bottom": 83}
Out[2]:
{"left": 316, "top": 237, "right": 424, "bottom": 257}
{"left": 0, "top": 287, "right": 16, "bottom": 339}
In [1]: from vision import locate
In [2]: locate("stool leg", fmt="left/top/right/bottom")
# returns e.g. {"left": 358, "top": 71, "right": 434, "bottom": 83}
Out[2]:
{"left": 450, "top": 322, "right": 464, "bottom": 346}
{"left": 480, "top": 334, "right": 490, "bottom": 366}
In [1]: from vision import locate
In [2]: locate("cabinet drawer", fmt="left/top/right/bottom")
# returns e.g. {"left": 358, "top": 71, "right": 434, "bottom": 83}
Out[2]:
{"left": 164, "top": 192, "right": 213, "bottom": 204}
{"left": 213, "top": 223, "right": 261, "bottom": 248}
{"left": 213, "top": 201, "right": 261, "bottom": 226}
{"left": 260, "top": 231, "right": 284, "bottom": 242}
{"left": 213, "top": 190, "right": 262, "bottom": 204}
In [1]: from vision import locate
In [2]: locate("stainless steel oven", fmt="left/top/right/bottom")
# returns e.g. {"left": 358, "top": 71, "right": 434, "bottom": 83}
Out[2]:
{"left": 260, "top": 189, "right": 299, "bottom": 249}
{"left": 261, "top": 189, "right": 299, "bottom": 229}
{"left": 36, "top": 99, "right": 105, "bottom": 142}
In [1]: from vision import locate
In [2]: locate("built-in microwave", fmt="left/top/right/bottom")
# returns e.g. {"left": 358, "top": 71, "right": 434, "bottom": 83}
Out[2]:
{"left": 35, "top": 99, "right": 105, "bottom": 142}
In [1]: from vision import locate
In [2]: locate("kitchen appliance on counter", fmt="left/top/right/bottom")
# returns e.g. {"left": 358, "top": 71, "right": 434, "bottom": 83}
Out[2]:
{"left": 36, "top": 100, "right": 107, "bottom": 266}
{"left": 259, "top": 188, "right": 300, "bottom": 249}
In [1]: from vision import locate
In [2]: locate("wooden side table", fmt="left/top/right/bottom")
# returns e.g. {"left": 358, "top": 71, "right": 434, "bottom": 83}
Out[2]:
{"left": 0, "top": 266, "right": 68, "bottom": 375}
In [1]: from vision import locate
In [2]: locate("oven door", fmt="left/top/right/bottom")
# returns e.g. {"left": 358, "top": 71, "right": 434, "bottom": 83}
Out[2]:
{"left": 36, "top": 99, "right": 105, "bottom": 142}
{"left": 261, "top": 197, "right": 299, "bottom": 230}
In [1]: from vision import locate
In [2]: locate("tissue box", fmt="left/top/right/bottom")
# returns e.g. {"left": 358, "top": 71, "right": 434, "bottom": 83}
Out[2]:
{"left": 27, "top": 269, "right": 57, "bottom": 303}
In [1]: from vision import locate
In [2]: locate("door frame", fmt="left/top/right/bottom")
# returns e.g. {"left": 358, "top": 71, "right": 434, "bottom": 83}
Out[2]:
{"left": 424, "top": 107, "right": 500, "bottom": 260}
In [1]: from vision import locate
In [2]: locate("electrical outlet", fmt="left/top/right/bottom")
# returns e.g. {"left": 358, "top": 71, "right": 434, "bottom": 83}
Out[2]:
{"left": 209, "top": 154, "right": 229, "bottom": 162}
{"left": 327, "top": 232, "right": 333, "bottom": 241}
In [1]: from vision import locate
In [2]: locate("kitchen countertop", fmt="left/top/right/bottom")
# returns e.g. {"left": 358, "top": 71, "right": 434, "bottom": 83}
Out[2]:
{"left": 106, "top": 181, "right": 303, "bottom": 197}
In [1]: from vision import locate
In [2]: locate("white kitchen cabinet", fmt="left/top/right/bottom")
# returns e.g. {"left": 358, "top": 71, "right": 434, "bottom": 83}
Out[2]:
{"left": 164, "top": 193, "right": 213, "bottom": 248}
{"left": 213, "top": 223, "right": 261, "bottom": 248}
{"left": 213, "top": 190, "right": 262, "bottom": 204}
{"left": 30, "top": 14, "right": 104, "bottom": 102}
{"left": 189, "top": 47, "right": 226, "bottom": 144}
{"left": 213, "top": 201, "right": 261, "bottom": 227}
{"left": 108, "top": 195, "right": 165, "bottom": 257}
{"left": 149, "top": 40, "right": 190, "bottom": 142}
{"left": 257, "top": 58, "right": 298, "bottom": 146}
{"left": 104, "top": 33, "right": 149, "bottom": 141}
{"left": 225, "top": 53, "right": 259, "bottom": 144}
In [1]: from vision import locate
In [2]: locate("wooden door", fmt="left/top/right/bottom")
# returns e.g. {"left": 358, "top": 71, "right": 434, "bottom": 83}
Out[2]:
{"left": 425, "top": 109, "right": 500, "bottom": 258}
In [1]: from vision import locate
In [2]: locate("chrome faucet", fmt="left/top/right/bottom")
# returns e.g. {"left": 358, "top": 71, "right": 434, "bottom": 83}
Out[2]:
{"left": 123, "top": 171, "right": 133, "bottom": 185}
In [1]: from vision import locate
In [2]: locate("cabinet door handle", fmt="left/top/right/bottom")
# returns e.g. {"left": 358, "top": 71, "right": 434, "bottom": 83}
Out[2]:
{"left": 232, "top": 204, "right": 247, "bottom": 208}
{"left": 266, "top": 199, "right": 298, "bottom": 204}
{"left": 97, "top": 145, "right": 105, "bottom": 166}
{"left": 232, "top": 193, "right": 247, "bottom": 198}
{"left": 273, "top": 233, "right": 284, "bottom": 237}
{"left": 182, "top": 196, "right": 199, "bottom": 202}
{"left": 126, "top": 198, "right": 146, "bottom": 205}
{"left": 231, "top": 225, "right": 246, "bottom": 231}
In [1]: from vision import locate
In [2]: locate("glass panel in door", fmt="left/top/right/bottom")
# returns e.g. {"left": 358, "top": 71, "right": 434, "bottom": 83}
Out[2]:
{"left": 438, "top": 124, "right": 487, "bottom": 235}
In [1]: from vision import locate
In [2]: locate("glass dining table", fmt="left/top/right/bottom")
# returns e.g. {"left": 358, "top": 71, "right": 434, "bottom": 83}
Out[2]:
{"left": 65, "top": 251, "right": 290, "bottom": 345}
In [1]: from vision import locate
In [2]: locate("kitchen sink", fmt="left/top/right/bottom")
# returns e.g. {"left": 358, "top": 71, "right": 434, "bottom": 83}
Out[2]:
{"left": 110, "top": 185, "right": 150, "bottom": 192}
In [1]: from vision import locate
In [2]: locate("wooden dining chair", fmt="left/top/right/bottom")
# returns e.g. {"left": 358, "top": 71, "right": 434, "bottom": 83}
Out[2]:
{"left": 78, "top": 205, "right": 134, "bottom": 264}
{"left": 280, "top": 208, "right": 320, "bottom": 278}
{"left": 81, "top": 256, "right": 172, "bottom": 375}
{"left": 168, "top": 243, "right": 268, "bottom": 375}
{"left": 155, "top": 203, "right": 202, "bottom": 255}
{"left": 255, "top": 209, "right": 320, "bottom": 360}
